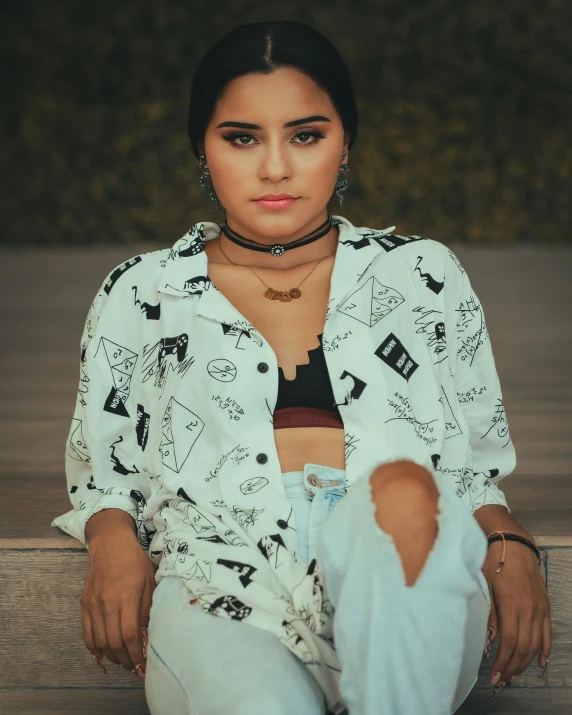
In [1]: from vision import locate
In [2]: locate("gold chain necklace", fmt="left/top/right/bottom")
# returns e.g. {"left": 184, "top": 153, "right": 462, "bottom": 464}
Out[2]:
{"left": 216, "top": 236, "right": 330, "bottom": 303}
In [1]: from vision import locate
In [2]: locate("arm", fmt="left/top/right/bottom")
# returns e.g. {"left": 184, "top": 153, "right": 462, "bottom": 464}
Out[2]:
{"left": 51, "top": 267, "right": 153, "bottom": 551}
{"left": 448, "top": 249, "right": 519, "bottom": 525}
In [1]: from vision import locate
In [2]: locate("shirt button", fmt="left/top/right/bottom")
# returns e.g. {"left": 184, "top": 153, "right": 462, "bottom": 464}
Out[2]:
{"left": 277, "top": 519, "right": 288, "bottom": 529}
{"left": 256, "top": 453, "right": 268, "bottom": 464}
{"left": 257, "top": 362, "right": 269, "bottom": 373}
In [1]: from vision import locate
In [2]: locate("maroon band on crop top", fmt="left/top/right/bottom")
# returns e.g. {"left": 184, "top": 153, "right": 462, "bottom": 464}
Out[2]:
{"left": 273, "top": 333, "right": 343, "bottom": 430}
{"left": 274, "top": 406, "right": 343, "bottom": 429}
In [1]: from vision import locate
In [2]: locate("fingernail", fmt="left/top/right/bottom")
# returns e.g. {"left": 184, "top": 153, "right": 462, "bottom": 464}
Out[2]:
{"left": 141, "top": 627, "right": 149, "bottom": 658}
{"left": 483, "top": 629, "right": 492, "bottom": 658}
{"left": 134, "top": 663, "right": 146, "bottom": 681}
{"left": 491, "top": 671, "right": 502, "bottom": 686}
{"left": 485, "top": 681, "right": 510, "bottom": 703}
{"left": 93, "top": 654, "right": 107, "bottom": 675}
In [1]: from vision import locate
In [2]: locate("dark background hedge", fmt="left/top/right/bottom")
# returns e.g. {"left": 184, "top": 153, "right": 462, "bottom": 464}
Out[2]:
{"left": 1, "top": 0, "right": 570, "bottom": 246}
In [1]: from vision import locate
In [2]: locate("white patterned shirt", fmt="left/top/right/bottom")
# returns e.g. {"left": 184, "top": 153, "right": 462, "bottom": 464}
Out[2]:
{"left": 52, "top": 214, "right": 516, "bottom": 713}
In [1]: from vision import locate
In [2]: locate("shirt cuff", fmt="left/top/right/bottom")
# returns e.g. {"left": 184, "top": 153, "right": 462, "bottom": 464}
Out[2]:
{"left": 51, "top": 494, "right": 139, "bottom": 548}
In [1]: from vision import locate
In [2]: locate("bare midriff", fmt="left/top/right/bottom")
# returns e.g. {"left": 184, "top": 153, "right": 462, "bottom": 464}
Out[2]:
{"left": 204, "top": 233, "right": 346, "bottom": 473}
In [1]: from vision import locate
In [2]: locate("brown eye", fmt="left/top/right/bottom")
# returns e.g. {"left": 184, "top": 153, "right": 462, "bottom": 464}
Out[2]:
{"left": 293, "top": 130, "right": 325, "bottom": 144}
{"left": 221, "top": 129, "right": 325, "bottom": 147}
{"left": 222, "top": 132, "right": 256, "bottom": 146}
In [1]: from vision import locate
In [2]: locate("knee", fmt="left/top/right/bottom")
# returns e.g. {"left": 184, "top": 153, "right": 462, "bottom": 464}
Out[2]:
{"left": 369, "top": 460, "right": 439, "bottom": 505}
{"left": 368, "top": 461, "right": 441, "bottom": 588}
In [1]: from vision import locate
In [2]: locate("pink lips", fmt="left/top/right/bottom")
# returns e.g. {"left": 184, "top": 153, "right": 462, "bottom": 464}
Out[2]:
{"left": 254, "top": 197, "right": 298, "bottom": 210}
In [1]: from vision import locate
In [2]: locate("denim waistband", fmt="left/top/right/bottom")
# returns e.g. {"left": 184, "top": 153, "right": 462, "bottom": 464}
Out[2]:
{"left": 282, "top": 462, "right": 347, "bottom": 496}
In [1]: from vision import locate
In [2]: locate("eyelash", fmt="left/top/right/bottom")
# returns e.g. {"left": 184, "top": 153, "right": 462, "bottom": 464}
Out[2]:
{"left": 222, "top": 128, "right": 326, "bottom": 147}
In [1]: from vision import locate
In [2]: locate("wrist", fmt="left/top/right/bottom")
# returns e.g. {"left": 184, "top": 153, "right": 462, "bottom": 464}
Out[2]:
{"left": 487, "top": 529, "right": 536, "bottom": 545}
{"left": 87, "top": 527, "right": 140, "bottom": 559}
{"left": 86, "top": 509, "right": 138, "bottom": 551}
{"left": 486, "top": 533, "right": 541, "bottom": 566}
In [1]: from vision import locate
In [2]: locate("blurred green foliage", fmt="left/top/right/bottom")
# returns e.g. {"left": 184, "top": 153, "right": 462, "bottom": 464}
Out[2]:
{"left": 1, "top": 0, "right": 570, "bottom": 245}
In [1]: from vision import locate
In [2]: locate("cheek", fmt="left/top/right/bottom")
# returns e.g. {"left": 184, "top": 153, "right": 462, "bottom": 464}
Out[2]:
{"left": 210, "top": 162, "right": 242, "bottom": 192}
{"left": 300, "top": 155, "right": 339, "bottom": 188}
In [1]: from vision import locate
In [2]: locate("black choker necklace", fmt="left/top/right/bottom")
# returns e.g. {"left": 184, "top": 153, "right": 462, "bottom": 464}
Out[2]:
{"left": 219, "top": 215, "right": 335, "bottom": 257}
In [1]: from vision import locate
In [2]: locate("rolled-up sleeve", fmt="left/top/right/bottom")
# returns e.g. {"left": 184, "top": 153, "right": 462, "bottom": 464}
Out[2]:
{"left": 448, "top": 249, "right": 517, "bottom": 514}
{"left": 51, "top": 268, "right": 152, "bottom": 549}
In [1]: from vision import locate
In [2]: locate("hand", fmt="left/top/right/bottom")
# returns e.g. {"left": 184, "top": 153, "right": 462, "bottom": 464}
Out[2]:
{"left": 482, "top": 538, "right": 551, "bottom": 687}
{"left": 81, "top": 528, "right": 156, "bottom": 674}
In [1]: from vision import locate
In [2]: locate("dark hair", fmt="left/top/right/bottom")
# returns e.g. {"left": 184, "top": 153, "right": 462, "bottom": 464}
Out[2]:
{"left": 187, "top": 20, "right": 358, "bottom": 160}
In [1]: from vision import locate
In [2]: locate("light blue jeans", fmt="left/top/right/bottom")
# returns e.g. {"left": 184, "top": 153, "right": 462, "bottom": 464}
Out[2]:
{"left": 145, "top": 463, "right": 491, "bottom": 715}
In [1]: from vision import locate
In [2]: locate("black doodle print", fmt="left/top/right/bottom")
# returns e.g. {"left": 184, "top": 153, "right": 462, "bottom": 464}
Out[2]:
{"left": 414, "top": 255, "right": 445, "bottom": 294}
{"left": 344, "top": 431, "right": 360, "bottom": 462}
{"left": 208, "top": 358, "right": 237, "bottom": 382}
{"left": 196, "top": 534, "right": 226, "bottom": 545}
{"left": 96, "top": 338, "right": 138, "bottom": 418}
{"left": 176, "top": 224, "right": 208, "bottom": 258}
{"left": 258, "top": 533, "right": 289, "bottom": 569}
{"left": 322, "top": 331, "right": 353, "bottom": 351}
{"left": 375, "top": 333, "right": 420, "bottom": 380}
{"left": 177, "top": 485, "right": 196, "bottom": 504}
{"left": 135, "top": 403, "right": 150, "bottom": 450}
{"left": 412, "top": 305, "right": 447, "bottom": 364}
{"left": 456, "top": 294, "right": 488, "bottom": 367}
{"left": 372, "top": 232, "right": 426, "bottom": 252}
{"left": 132, "top": 286, "right": 161, "bottom": 319}
{"left": 183, "top": 275, "right": 211, "bottom": 293}
{"left": 217, "top": 558, "right": 258, "bottom": 587}
{"left": 240, "top": 476, "right": 269, "bottom": 495}
{"left": 231, "top": 504, "right": 264, "bottom": 531}
{"left": 78, "top": 343, "right": 90, "bottom": 407}
{"left": 180, "top": 556, "right": 213, "bottom": 583}
{"left": 386, "top": 391, "right": 440, "bottom": 447}
{"left": 52, "top": 216, "right": 516, "bottom": 715}
{"left": 207, "top": 594, "right": 253, "bottom": 621}
{"left": 439, "top": 386, "right": 464, "bottom": 440}
{"left": 141, "top": 333, "right": 194, "bottom": 390}
{"left": 338, "top": 370, "right": 367, "bottom": 405}
{"left": 160, "top": 397, "right": 204, "bottom": 473}
{"left": 67, "top": 418, "right": 90, "bottom": 463}
{"left": 103, "top": 256, "right": 142, "bottom": 295}
{"left": 338, "top": 277, "right": 405, "bottom": 326}
{"left": 110, "top": 436, "right": 140, "bottom": 476}
{"left": 221, "top": 321, "right": 263, "bottom": 349}
{"left": 457, "top": 385, "right": 488, "bottom": 404}
{"left": 482, "top": 397, "right": 511, "bottom": 447}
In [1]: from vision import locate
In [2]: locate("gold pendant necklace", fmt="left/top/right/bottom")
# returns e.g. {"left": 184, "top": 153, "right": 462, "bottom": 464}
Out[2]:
{"left": 217, "top": 237, "right": 329, "bottom": 302}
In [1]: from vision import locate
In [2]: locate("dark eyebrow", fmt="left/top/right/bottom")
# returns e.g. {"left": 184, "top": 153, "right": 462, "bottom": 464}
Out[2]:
{"left": 216, "top": 115, "right": 332, "bottom": 130}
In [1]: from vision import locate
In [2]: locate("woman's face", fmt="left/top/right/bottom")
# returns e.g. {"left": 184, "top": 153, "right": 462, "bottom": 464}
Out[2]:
{"left": 201, "top": 66, "right": 349, "bottom": 242}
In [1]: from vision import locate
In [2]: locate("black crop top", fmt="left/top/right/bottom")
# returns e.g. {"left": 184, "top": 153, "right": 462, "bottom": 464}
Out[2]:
{"left": 275, "top": 333, "right": 341, "bottom": 417}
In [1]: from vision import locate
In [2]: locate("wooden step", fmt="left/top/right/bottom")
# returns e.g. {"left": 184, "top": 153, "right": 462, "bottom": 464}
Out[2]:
{"left": 0, "top": 687, "right": 572, "bottom": 714}
{"left": 0, "top": 538, "right": 570, "bottom": 692}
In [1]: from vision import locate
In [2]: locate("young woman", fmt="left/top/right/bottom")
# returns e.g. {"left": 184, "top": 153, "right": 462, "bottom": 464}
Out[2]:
{"left": 52, "top": 20, "right": 551, "bottom": 715}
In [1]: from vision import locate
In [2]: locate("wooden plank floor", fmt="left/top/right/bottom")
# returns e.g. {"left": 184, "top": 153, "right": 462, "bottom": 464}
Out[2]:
{"left": 0, "top": 243, "right": 570, "bottom": 537}
{"left": 0, "top": 687, "right": 571, "bottom": 714}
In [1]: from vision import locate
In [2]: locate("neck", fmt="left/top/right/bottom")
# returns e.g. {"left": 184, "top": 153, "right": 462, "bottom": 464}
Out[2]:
{"left": 216, "top": 213, "right": 339, "bottom": 270}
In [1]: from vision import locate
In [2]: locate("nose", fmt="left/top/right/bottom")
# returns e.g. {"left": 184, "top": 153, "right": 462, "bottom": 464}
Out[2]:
{"left": 258, "top": 140, "right": 292, "bottom": 181}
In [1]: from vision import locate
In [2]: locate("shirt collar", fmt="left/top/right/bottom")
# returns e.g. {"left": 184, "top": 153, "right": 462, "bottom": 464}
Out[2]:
{"left": 158, "top": 215, "right": 397, "bottom": 332}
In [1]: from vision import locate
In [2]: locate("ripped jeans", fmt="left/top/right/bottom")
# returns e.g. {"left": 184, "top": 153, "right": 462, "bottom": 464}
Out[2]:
{"left": 144, "top": 463, "right": 491, "bottom": 715}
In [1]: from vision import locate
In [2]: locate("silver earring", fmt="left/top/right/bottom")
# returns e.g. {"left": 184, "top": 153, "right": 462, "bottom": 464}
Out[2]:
{"left": 199, "top": 154, "right": 222, "bottom": 211}
{"left": 335, "top": 150, "right": 349, "bottom": 207}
